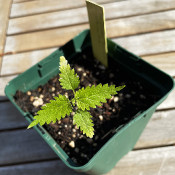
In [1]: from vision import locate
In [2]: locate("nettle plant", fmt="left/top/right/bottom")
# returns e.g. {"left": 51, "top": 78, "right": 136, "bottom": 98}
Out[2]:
{"left": 28, "top": 56, "right": 125, "bottom": 138}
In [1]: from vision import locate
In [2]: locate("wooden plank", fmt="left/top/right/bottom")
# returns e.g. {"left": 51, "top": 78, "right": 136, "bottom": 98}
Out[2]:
{"left": 5, "top": 23, "right": 175, "bottom": 55}
{"left": 157, "top": 89, "right": 175, "bottom": 110}
{"left": 5, "top": 24, "right": 89, "bottom": 53}
{"left": 135, "top": 109, "right": 175, "bottom": 149}
{"left": 0, "top": 0, "right": 12, "bottom": 71}
{"left": 1, "top": 48, "right": 57, "bottom": 75}
{"left": 10, "top": 0, "right": 115, "bottom": 18}
{"left": 0, "top": 75, "right": 17, "bottom": 101}
{"left": 10, "top": 0, "right": 175, "bottom": 18}
{"left": 0, "top": 129, "right": 57, "bottom": 165}
{"left": 0, "top": 146, "right": 174, "bottom": 175}
{"left": 8, "top": 4, "right": 175, "bottom": 35}
{"left": 0, "top": 101, "right": 27, "bottom": 130}
{"left": 114, "top": 29, "right": 175, "bottom": 56}
{"left": 142, "top": 52, "right": 175, "bottom": 76}
{"left": 1, "top": 49, "right": 175, "bottom": 77}
{"left": 109, "top": 146, "right": 175, "bottom": 175}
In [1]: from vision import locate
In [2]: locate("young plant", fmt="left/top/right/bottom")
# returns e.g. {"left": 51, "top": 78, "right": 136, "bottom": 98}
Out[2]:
{"left": 28, "top": 56, "right": 125, "bottom": 138}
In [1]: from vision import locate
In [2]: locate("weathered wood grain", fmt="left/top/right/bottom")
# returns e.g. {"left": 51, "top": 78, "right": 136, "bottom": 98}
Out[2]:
{"left": 142, "top": 52, "right": 175, "bottom": 76}
{"left": 109, "top": 146, "right": 175, "bottom": 175}
{"left": 8, "top": 5, "right": 175, "bottom": 35}
{"left": 157, "top": 89, "right": 175, "bottom": 110}
{"left": 135, "top": 109, "right": 175, "bottom": 149}
{"left": 5, "top": 24, "right": 89, "bottom": 53}
{"left": 0, "top": 129, "right": 57, "bottom": 165}
{"left": 0, "top": 0, "right": 12, "bottom": 70}
{"left": 0, "top": 75, "right": 17, "bottom": 101}
{"left": 10, "top": 0, "right": 175, "bottom": 18}
{"left": 0, "top": 101, "right": 27, "bottom": 130}
{"left": 10, "top": 0, "right": 116, "bottom": 18}
{"left": 114, "top": 30, "right": 175, "bottom": 56}
{"left": 0, "top": 146, "right": 174, "bottom": 175}
{"left": 1, "top": 48, "right": 57, "bottom": 75}
{"left": 1, "top": 49, "right": 175, "bottom": 77}
{"left": 5, "top": 25, "right": 175, "bottom": 55}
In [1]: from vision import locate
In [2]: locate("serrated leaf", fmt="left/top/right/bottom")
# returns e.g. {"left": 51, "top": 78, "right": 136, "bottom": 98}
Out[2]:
{"left": 115, "top": 85, "right": 126, "bottom": 91}
{"left": 73, "top": 84, "right": 118, "bottom": 110}
{"left": 59, "top": 56, "right": 80, "bottom": 90}
{"left": 27, "top": 94, "right": 72, "bottom": 129}
{"left": 73, "top": 110, "right": 94, "bottom": 138}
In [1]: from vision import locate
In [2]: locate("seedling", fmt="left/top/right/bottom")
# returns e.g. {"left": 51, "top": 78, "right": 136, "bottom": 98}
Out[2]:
{"left": 28, "top": 56, "right": 125, "bottom": 138}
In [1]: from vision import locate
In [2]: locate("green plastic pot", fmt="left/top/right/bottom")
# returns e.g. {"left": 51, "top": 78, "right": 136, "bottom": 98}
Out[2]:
{"left": 5, "top": 29, "right": 175, "bottom": 175}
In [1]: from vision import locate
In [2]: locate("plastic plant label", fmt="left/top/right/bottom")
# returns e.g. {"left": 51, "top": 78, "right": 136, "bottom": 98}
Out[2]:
{"left": 86, "top": 0, "right": 108, "bottom": 67}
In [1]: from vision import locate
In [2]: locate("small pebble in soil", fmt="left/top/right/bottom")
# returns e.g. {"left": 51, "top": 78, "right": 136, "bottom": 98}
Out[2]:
{"left": 40, "top": 94, "right": 44, "bottom": 98}
{"left": 75, "top": 148, "right": 79, "bottom": 153}
{"left": 51, "top": 87, "right": 55, "bottom": 92}
{"left": 65, "top": 125, "right": 67, "bottom": 128}
{"left": 140, "top": 94, "right": 146, "bottom": 99}
{"left": 71, "top": 112, "right": 75, "bottom": 116}
{"left": 77, "top": 67, "right": 82, "bottom": 72}
{"left": 98, "top": 65, "right": 106, "bottom": 70}
{"left": 72, "top": 128, "right": 76, "bottom": 133}
{"left": 69, "top": 141, "right": 75, "bottom": 148}
{"left": 72, "top": 134, "right": 76, "bottom": 138}
{"left": 93, "top": 143, "right": 97, "bottom": 147}
{"left": 114, "top": 96, "right": 119, "bottom": 102}
{"left": 95, "top": 135, "right": 99, "bottom": 141}
{"left": 83, "top": 72, "right": 87, "bottom": 76}
{"left": 125, "top": 94, "right": 131, "bottom": 98}
{"left": 65, "top": 92, "right": 68, "bottom": 98}
{"left": 109, "top": 73, "right": 114, "bottom": 78}
{"left": 27, "top": 91, "right": 31, "bottom": 96}
{"left": 99, "top": 115, "right": 103, "bottom": 121}
{"left": 58, "top": 131, "right": 61, "bottom": 135}
{"left": 87, "top": 138, "right": 93, "bottom": 144}
{"left": 112, "top": 108, "right": 116, "bottom": 112}
{"left": 38, "top": 87, "right": 42, "bottom": 92}
{"left": 52, "top": 93, "right": 55, "bottom": 97}
{"left": 81, "top": 153, "right": 87, "bottom": 158}
{"left": 58, "top": 120, "right": 61, "bottom": 124}
{"left": 33, "top": 98, "right": 43, "bottom": 107}
{"left": 30, "top": 96, "right": 34, "bottom": 102}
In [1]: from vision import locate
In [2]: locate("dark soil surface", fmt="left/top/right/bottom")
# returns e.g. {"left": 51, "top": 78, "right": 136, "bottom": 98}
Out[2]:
{"left": 14, "top": 47, "right": 161, "bottom": 165}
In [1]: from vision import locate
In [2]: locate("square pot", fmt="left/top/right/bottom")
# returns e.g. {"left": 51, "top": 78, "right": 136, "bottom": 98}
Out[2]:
{"left": 5, "top": 29, "right": 175, "bottom": 175}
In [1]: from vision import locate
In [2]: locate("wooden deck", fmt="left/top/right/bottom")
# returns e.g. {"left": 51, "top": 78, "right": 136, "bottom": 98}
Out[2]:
{"left": 0, "top": 0, "right": 175, "bottom": 174}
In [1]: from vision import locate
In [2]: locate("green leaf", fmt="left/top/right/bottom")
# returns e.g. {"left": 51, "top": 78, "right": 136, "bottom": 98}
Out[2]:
{"left": 115, "top": 85, "right": 126, "bottom": 91}
{"left": 59, "top": 56, "right": 80, "bottom": 90}
{"left": 73, "top": 84, "right": 118, "bottom": 110}
{"left": 73, "top": 110, "right": 94, "bottom": 138}
{"left": 27, "top": 94, "right": 72, "bottom": 129}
